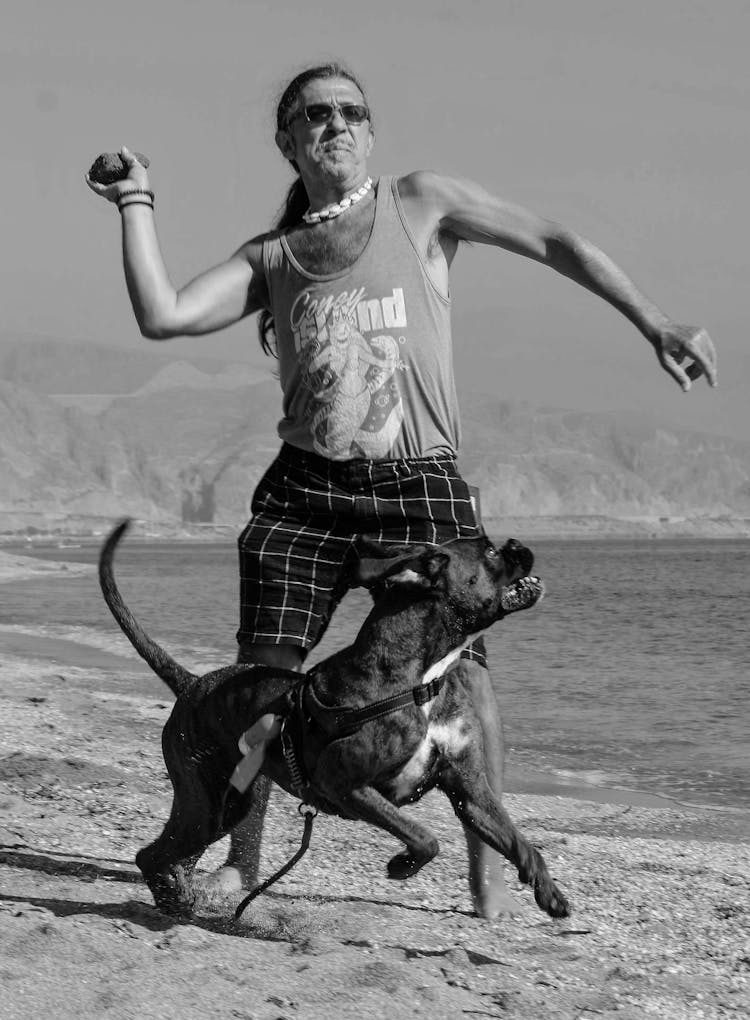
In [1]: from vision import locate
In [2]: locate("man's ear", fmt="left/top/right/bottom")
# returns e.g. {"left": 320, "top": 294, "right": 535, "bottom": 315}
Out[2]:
{"left": 365, "top": 128, "right": 375, "bottom": 157}
{"left": 275, "top": 128, "right": 296, "bottom": 162}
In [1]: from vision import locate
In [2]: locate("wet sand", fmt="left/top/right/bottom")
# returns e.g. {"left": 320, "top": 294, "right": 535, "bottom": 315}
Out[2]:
{"left": 0, "top": 547, "right": 93, "bottom": 584}
{"left": 1, "top": 559, "right": 749, "bottom": 1019}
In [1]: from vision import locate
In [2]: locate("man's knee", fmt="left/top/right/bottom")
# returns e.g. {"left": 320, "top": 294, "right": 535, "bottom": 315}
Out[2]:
{"left": 236, "top": 640, "right": 305, "bottom": 670}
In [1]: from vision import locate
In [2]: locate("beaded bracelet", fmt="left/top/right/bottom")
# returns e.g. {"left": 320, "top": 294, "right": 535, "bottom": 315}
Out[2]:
{"left": 118, "top": 198, "right": 154, "bottom": 212}
{"left": 117, "top": 188, "right": 155, "bottom": 210}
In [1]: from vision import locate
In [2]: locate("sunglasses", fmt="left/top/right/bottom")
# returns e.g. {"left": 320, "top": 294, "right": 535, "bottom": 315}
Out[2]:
{"left": 288, "top": 102, "right": 370, "bottom": 128}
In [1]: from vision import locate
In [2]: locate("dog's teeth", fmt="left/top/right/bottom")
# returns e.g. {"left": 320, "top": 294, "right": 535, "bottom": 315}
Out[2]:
{"left": 500, "top": 576, "right": 545, "bottom": 613}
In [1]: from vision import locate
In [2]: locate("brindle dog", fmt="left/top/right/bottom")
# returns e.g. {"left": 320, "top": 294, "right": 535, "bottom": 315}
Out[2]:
{"left": 98, "top": 519, "right": 570, "bottom": 920}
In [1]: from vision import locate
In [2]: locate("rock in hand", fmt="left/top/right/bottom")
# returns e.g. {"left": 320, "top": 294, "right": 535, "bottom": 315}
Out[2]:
{"left": 88, "top": 152, "right": 150, "bottom": 185}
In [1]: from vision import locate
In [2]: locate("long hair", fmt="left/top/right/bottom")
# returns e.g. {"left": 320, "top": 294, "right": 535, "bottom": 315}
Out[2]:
{"left": 258, "top": 63, "right": 371, "bottom": 357}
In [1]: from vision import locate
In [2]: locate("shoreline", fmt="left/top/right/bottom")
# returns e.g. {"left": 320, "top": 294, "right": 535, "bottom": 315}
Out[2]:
{"left": 2, "top": 543, "right": 748, "bottom": 824}
{"left": 3, "top": 514, "right": 750, "bottom": 547}
{"left": 2, "top": 621, "right": 748, "bottom": 827}
{"left": 507, "top": 761, "right": 731, "bottom": 811}
{"left": 0, "top": 547, "right": 94, "bottom": 583}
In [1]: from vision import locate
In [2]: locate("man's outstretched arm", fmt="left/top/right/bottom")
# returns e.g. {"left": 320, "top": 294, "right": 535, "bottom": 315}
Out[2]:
{"left": 402, "top": 171, "right": 717, "bottom": 392}
{"left": 86, "top": 147, "right": 266, "bottom": 340}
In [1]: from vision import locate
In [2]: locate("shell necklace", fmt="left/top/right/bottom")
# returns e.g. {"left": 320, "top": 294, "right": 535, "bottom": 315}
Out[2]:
{"left": 303, "top": 177, "right": 373, "bottom": 225}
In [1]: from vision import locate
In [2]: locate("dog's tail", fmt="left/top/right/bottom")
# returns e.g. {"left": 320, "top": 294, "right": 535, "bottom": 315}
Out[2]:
{"left": 98, "top": 518, "right": 197, "bottom": 698}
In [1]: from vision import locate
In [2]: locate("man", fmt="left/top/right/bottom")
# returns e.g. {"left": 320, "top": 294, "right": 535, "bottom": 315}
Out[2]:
{"left": 87, "top": 63, "right": 717, "bottom": 919}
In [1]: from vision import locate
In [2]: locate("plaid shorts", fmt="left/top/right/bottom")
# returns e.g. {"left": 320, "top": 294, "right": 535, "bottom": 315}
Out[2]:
{"left": 237, "top": 442, "right": 487, "bottom": 667}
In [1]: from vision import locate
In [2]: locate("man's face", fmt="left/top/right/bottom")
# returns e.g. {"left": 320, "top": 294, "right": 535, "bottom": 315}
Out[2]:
{"left": 276, "top": 76, "right": 374, "bottom": 186}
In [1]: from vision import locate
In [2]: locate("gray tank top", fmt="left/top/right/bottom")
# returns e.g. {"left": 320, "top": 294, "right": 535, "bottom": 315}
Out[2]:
{"left": 262, "top": 175, "right": 460, "bottom": 460}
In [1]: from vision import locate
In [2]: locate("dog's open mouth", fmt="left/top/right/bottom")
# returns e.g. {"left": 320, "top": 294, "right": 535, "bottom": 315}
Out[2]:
{"left": 500, "top": 538, "right": 534, "bottom": 575}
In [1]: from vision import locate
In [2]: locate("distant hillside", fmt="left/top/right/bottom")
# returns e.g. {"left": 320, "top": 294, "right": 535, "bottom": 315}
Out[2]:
{"left": 0, "top": 381, "right": 167, "bottom": 525}
{"left": 0, "top": 335, "right": 263, "bottom": 395}
{"left": 1, "top": 338, "right": 749, "bottom": 535}
{"left": 132, "top": 360, "right": 267, "bottom": 396}
{"left": 458, "top": 397, "right": 750, "bottom": 519}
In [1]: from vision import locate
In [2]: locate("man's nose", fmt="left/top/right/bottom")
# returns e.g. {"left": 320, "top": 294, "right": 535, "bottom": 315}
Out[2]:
{"left": 327, "top": 108, "right": 348, "bottom": 130}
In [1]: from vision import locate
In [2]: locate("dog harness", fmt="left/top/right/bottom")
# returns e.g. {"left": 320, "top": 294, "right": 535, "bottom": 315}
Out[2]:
{"left": 229, "top": 672, "right": 447, "bottom": 798}
{"left": 230, "top": 574, "right": 545, "bottom": 795}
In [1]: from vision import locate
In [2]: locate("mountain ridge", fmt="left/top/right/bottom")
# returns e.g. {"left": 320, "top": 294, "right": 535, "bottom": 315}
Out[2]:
{"left": 1, "top": 340, "right": 748, "bottom": 536}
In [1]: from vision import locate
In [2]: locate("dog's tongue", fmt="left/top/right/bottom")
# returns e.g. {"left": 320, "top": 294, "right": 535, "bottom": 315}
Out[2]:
{"left": 500, "top": 575, "right": 545, "bottom": 614}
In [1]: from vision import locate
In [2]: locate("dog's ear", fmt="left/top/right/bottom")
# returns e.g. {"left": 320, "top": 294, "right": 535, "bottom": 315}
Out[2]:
{"left": 350, "top": 543, "right": 450, "bottom": 591}
{"left": 384, "top": 550, "right": 451, "bottom": 591}
{"left": 354, "top": 537, "right": 425, "bottom": 561}
{"left": 347, "top": 538, "right": 427, "bottom": 588}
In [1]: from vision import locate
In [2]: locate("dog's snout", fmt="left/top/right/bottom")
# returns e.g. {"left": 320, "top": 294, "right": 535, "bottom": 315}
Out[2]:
{"left": 501, "top": 538, "right": 534, "bottom": 574}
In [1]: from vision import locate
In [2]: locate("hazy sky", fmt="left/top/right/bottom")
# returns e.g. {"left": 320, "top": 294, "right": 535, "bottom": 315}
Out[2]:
{"left": 3, "top": 0, "right": 748, "bottom": 439}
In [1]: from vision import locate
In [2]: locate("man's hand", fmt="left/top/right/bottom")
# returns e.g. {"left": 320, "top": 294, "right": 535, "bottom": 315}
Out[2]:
{"left": 85, "top": 146, "right": 150, "bottom": 204}
{"left": 652, "top": 323, "right": 718, "bottom": 392}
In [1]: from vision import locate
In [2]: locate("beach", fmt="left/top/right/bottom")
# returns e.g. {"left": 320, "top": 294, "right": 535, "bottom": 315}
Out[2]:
{"left": 1, "top": 550, "right": 749, "bottom": 1019}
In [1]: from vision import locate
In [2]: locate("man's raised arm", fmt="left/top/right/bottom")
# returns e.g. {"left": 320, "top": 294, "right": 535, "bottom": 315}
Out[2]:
{"left": 86, "top": 147, "right": 266, "bottom": 340}
{"left": 403, "top": 170, "right": 717, "bottom": 392}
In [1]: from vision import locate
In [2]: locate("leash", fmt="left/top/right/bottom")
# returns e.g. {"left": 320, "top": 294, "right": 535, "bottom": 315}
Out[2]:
{"left": 234, "top": 802, "right": 318, "bottom": 920}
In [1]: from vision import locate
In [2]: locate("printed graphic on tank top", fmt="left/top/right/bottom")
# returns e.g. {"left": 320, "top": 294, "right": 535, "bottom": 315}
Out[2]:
{"left": 263, "top": 176, "right": 462, "bottom": 461}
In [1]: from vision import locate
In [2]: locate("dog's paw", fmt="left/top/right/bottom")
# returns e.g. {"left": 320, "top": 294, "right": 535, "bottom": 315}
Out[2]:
{"left": 387, "top": 852, "right": 423, "bottom": 880}
{"left": 500, "top": 575, "right": 545, "bottom": 614}
{"left": 535, "top": 877, "right": 571, "bottom": 919}
{"left": 151, "top": 893, "right": 196, "bottom": 918}
{"left": 142, "top": 872, "right": 197, "bottom": 918}
{"left": 387, "top": 842, "right": 438, "bottom": 880}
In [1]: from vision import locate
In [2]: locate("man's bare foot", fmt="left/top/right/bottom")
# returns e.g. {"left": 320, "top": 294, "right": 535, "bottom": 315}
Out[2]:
{"left": 200, "top": 860, "right": 255, "bottom": 901}
{"left": 465, "top": 832, "right": 523, "bottom": 919}
{"left": 471, "top": 879, "right": 524, "bottom": 920}
{"left": 199, "top": 772, "right": 271, "bottom": 901}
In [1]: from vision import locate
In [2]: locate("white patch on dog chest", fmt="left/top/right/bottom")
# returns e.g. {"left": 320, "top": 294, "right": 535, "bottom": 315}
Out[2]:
{"left": 430, "top": 720, "right": 472, "bottom": 756}
{"left": 421, "top": 630, "right": 486, "bottom": 686}
{"left": 389, "top": 720, "right": 471, "bottom": 800}
{"left": 417, "top": 629, "right": 486, "bottom": 721}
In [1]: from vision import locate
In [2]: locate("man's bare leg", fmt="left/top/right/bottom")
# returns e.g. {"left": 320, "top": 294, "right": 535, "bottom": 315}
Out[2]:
{"left": 202, "top": 642, "right": 304, "bottom": 897}
{"left": 453, "top": 658, "right": 522, "bottom": 919}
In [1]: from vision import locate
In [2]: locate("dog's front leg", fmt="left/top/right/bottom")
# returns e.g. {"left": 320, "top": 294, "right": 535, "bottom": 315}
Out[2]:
{"left": 329, "top": 786, "right": 440, "bottom": 880}
{"left": 439, "top": 764, "right": 570, "bottom": 919}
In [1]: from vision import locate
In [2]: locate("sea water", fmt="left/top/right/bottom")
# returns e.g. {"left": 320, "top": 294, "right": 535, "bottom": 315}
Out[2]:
{"left": 2, "top": 537, "right": 748, "bottom": 809}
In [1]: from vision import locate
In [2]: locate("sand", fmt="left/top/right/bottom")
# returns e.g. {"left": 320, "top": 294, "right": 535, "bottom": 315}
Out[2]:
{"left": 1, "top": 554, "right": 749, "bottom": 1019}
